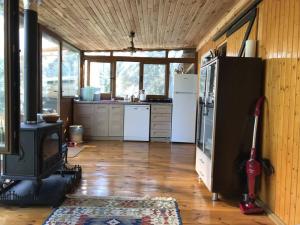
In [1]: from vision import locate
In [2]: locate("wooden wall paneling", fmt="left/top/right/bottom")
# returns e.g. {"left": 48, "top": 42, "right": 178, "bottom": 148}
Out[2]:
{"left": 284, "top": 2, "right": 297, "bottom": 223}
{"left": 294, "top": 58, "right": 300, "bottom": 225}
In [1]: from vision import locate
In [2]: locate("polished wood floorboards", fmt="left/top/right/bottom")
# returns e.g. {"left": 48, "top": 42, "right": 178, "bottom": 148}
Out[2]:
{"left": 0, "top": 141, "right": 273, "bottom": 225}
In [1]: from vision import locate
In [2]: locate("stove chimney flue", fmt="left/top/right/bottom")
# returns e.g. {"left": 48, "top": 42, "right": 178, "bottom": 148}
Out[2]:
{"left": 24, "top": 0, "right": 39, "bottom": 123}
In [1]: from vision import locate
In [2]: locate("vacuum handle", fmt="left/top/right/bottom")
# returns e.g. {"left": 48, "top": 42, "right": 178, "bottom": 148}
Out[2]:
{"left": 255, "top": 96, "right": 265, "bottom": 116}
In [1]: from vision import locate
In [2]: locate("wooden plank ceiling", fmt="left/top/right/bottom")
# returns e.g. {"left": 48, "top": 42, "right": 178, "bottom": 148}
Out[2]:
{"left": 20, "top": 0, "right": 243, "bottom": 51}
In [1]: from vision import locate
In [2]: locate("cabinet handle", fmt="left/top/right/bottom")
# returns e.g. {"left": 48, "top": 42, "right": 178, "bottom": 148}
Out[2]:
{"left": 200, "top": 159, "right": 204, "bottom": 164}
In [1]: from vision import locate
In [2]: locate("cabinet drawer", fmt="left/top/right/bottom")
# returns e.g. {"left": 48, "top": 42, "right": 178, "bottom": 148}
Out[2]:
{"left": 151, "top": 114, "right": 171, "bottom": 122}
{"left": 151, "top": 122, "right": 171, "bottom": 130}
{"left": 151, "top": 105, "right": 172, "bottom": 114}
{"left": 151, "top": 130, "right": 171, "bottom": 138}
{"left": 109, "top": 105, "right": 124, "bottom": 137}
{"left": 94, "top": 104, "right": 109, "bottom": 112}
{"left": 74, "top": 104, "right": 93, "bottom": 115}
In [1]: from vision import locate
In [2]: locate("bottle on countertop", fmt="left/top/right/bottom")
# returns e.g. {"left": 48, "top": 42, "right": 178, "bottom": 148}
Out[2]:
{"left": 139, "top": 89, "right": 146, "bottom": 101}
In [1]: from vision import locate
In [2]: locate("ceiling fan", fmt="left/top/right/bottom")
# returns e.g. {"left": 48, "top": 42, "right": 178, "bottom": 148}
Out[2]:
{"left": 123, "top": 31, "right": 142, "bottom": 53}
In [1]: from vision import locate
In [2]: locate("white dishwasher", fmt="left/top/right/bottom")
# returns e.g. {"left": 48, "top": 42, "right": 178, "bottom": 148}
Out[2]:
{"left": 124, "top": 105, "right": 150, "bottom": 141}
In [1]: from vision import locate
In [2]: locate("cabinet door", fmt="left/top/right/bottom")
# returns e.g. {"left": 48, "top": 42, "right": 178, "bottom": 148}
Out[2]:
{"left": 73, "top": 104, "right": 93, "bottom": 136}
{"left": 93, "top": 105, "right": 109, "bottom": 136}
{"left": 109, "top": 105, "right": 124, "bottom": 137}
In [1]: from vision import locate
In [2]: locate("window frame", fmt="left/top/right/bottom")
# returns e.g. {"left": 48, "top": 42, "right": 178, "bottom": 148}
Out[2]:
{"left": 39, "top": 27, "right": 82, "bottom": 107}
{"left": 83, "top": 49, "right": 197, "bottom": 97}
{"left": 41, "top": 32, "right": 61, "bottom": 113}
{"left": 0, "top": 0, "right": 20, "bottom": 155}
{"left": 89, "top": 61, "right": 112, "bottom": 94}
{"left": 142, "top": 63, "right": 167, "bottom": 96}
{"left": 61, "top": 42, "right": 80, "bottom": 97}
{"left": 115, "top": 60, "right": 141, "bottom": 98}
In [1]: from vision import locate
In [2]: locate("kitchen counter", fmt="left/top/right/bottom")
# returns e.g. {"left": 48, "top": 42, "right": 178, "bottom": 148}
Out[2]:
{"left": 74, "top": 100, "right": 173, "bottom": 105}
{"left": 73, "top": 100, "right": 173, "bottom": 142}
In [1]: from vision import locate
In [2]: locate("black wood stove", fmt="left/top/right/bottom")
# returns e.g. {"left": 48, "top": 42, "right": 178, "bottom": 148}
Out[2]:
{"left": 2, "top": 122, "right": 63, "bottom": 180}
{"left": 0, "top": 1, "right": 81, "bottom": 206}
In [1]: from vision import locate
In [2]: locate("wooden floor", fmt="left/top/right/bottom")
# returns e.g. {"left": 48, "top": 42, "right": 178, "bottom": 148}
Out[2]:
{"left": 0, "top": 141, "right": 273, "bottom": 225}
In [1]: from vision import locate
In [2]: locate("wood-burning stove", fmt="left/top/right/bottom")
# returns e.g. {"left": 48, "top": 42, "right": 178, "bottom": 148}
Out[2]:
{"left": 2, "top": 122, "right": 64, "bottom": 180}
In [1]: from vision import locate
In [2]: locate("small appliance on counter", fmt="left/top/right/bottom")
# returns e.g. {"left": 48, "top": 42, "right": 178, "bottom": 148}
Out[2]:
{"left": 80, "top": 87, "right": 95, "bottom": 101}
{"left": 80, "top": 87, "right": 101, "bottom": 101}
{"left": 139, "top": 89, "right": 146, "bottom": 101}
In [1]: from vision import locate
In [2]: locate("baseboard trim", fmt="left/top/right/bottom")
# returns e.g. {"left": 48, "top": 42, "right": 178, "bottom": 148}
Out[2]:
{"left": 256, "top": 199, "right": 286, "bottom": 225}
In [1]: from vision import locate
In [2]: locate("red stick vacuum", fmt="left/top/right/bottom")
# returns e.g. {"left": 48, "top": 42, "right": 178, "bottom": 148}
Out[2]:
{"left": 239, "top": 96, "right": 265, "bottom": 214}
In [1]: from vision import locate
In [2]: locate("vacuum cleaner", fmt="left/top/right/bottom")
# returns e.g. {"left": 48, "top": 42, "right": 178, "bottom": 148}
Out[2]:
{"left": 239, "top": 96, "right": 265, "bottom": 214}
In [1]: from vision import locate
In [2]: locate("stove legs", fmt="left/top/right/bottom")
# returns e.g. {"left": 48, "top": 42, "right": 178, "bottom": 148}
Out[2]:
{"left": 34, "top": 179, "right": 43, "bottom": 195}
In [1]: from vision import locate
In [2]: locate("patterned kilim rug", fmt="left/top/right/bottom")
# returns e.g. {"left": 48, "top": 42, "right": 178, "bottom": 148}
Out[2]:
{"left": 43, "top": 196, "right": 183, "bottom": 225}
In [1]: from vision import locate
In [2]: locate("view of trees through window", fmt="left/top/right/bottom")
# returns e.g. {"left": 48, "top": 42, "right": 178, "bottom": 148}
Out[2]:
{"left": 90, "top": 62, "right": 111, "bottom": 93}
{"left": 0, "top": 0, "right": 5, "bottom": 146}
{"left": 116, "top": 61, "right": 139, "bottom": 97}
{"left": 143, "top": 64, "right": 165, "bottom": 95}
{"left": 62, "top": 43, "right": 80, "bottom": 96}
{"left": 42, "top": 34, "right": 60, "bottom": 113}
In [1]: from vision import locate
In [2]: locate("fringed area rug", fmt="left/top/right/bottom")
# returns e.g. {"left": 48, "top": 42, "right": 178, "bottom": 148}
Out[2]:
{"left": 43, "top": 196, "right": 183, "bottom": 225}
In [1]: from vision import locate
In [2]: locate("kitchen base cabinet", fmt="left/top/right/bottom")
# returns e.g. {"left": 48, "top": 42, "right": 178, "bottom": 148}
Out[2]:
{"left": 150, "top": 104, "right": 172, "bottom": 142}
{"left": 93, "top": 105, "right": 109, "bottom": 137}
{"left": 73, "top": 104, "right": 93, "bottom": 136}
{"left": 74, "top": 103, "right": 124, "bottom": 140}
{"left": 74, "top": 102, "right": 173, "bottom": 142}
{"left": 109, "top": 105, "right": 124, "bottom": 137}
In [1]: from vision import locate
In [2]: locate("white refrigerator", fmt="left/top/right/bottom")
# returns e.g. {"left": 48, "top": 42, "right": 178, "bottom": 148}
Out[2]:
{"left": 171, "top": 74, "right": 198, "bottom": 143}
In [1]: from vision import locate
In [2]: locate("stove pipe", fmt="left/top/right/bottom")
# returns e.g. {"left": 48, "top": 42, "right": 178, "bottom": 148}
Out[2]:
{"left": 24, "top": 0, "right": 39, "bottom": 123}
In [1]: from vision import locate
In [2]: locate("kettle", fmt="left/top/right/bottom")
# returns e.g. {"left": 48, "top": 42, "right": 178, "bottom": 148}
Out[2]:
{"left": 139, "top": 90, "right": 146, "bottom": 101}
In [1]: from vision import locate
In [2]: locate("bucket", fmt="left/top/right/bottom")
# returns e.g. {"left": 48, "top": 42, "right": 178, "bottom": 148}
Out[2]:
{"left": 69, "top": 125, "right": 83, "bottom": 143}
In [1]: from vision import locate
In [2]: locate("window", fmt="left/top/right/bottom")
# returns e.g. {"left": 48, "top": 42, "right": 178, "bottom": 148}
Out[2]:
{"left": 169, "top": 63, "right": 195, "bottom": 98}
{"left": 0, "top": 0, "right": 5, "bottom": 147}
{"left": 42, "top": 34, "right": 60, "bottom": 113}
{"left": 84, "top": 51, "right": 110, "bottom": 56}
{"left": 143, "top": 64, "right": 166, "bottom": 95}
{"left": 116, "top": 61, "right": 139, "bottom": 97}
{"left": 0, "top": 0, "right": 19, "bottom": 154}
{"left": 62, "top": 43, "right": 80, "bottom": 97}
{"left": 168, "top": 49, "right": 195, "bottom": 58}
{"left": 113, "top": 51, "right": 166, "bottom": 58}
{"left": 84, "top": 60, "right": 88, "bottom": 87}
{"left": 89, "top": 62, "right": 111, "bottom": 93}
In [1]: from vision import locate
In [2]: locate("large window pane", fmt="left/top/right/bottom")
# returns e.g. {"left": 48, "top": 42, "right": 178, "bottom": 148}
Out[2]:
{"left": 62, "top": 43, "right": 80, "bottom": 96}
{"left": 113, "top": 51, "right": 166, "bottom": 58}
{"left": 143, "top": 64, "right": 165, "bottom": 95}
{"left": 42, "top": 34, "right": 60, "bottom": 113}
{"left": 169, "top": 63, "right": 195, "bottom": 98}
{"left": 168, "top": 49, "right": 195, "bottom": 58}
{"left": 116, "top": 61, "right": 139, "bottom": 97}
{"left": 0, "top": 0, "right": 5, "bottom": 147}
{"left": 89, "top": 62, "right": 110, "bottom": 93}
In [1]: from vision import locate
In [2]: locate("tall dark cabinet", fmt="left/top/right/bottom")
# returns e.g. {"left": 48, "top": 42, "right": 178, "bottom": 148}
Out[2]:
{"left": 195, "top": 57, "right": 263, "bottom": 200}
